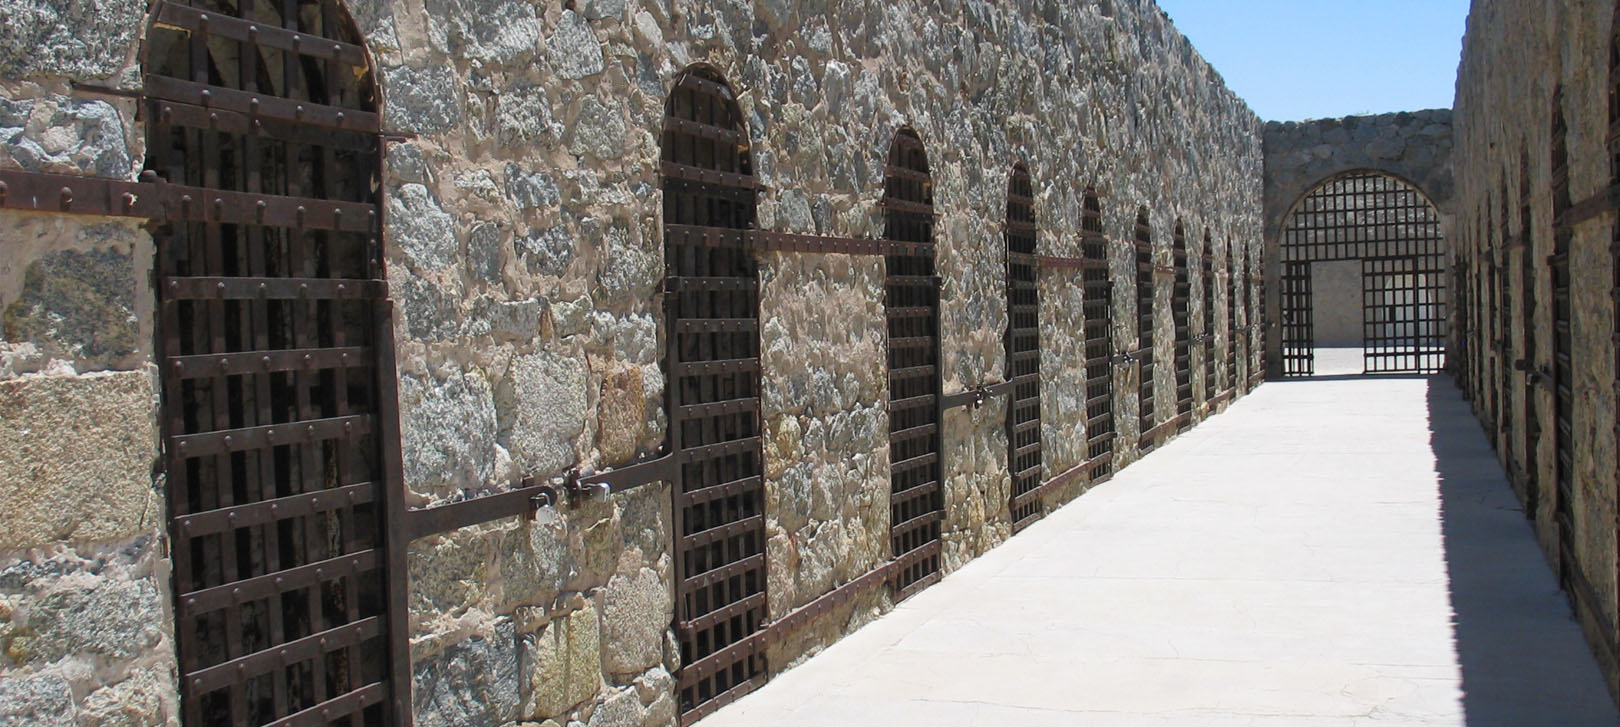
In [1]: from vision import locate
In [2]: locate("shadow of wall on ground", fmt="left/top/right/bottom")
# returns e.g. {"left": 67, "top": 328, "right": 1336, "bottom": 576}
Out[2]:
{"left": 1425, "top": 377, "right": 1616, "bottom": 726}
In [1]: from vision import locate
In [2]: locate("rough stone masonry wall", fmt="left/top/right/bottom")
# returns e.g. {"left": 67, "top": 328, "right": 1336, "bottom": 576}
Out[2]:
{"left": 0, "top": 0, "right": 1265, "bottom": 726}
{"left": 1260, "top": 111, "right": 1455, "bottom": 373}
{"left": 1454, "top": 0, "right": 1620, "bottom": 701}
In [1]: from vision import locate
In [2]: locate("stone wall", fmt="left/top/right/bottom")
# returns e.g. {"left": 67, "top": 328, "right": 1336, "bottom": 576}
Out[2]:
{"left": 1452, "top": 0, "right": 1620, "bottom": 703}
{"left": 0, "top": 0, "right": 1268, "bottom": 725}
{"left": 0, "top": 2, "right": 176, "bottom": 723}
{"left": 1261, "top": 111, "right": 1455, "bottom": 373}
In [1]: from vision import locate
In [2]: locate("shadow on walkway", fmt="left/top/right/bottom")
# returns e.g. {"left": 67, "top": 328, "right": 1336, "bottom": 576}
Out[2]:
{"left": 1426, "top": 377, "right": 1617, "bottom": 726}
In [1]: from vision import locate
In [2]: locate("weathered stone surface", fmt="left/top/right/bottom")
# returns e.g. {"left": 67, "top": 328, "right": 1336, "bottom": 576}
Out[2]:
{"left": 499, "top": 351, "right": 588, "bottom": 478}
{"left": 0, "top": 0, "right": 144, "bottom": 81}
{"left": 413, "top": 620, "right": 520, "bottom": 727}
{"left": 499, "top": 86, "right": 560, "bottom": 144}
{"left": 498, "top": 510, "right": 573, "bottom": 609}
{"left": 521, "top": 603, "right": 602, "bottom": 719}
{"left": 0, "top": 96, "right": 129, "bottom": 177}
{"left": 409, "top": 525, "right": 497, "bottom": 617}
{"left": 488, "top": 298, "right": 547, "bottom": 339}
{"left": 0, "top": 372, "right": 155, "bottom": 550}
{"left": 467, "top": 222, "right": 505, "bottom": 282}
{"left": 594, "top": 224, "right": 659, "bottom": 303}
{"left": 567, "top": 97, "right": 627, "bottom": 161}
{"left": 0, "top": 670, "right": 73, "bottom": 727}
{"left": 596, "top": 362, "right": 645, "bottom": 464}
{"left": 389, "top": 184, "right": 458, "bottom": 271}
{"left": 3, "top": 245, "right": 136, "bottom": 369}
{"left": 586, "top": 687, "right": 643, "bottom": 727}
{"left": 599, "top": 567, "right": 668, "bottom": 675}
{"left": 77, "top": 669, "right": 165, "bottom": 727}
{"left": 21, "top": 577, "right": 162, "bottom": 662}
{"left": 424, "top": 0, "right": 539, "bottom": 64}
{"left": 507, "top": 165, "right": 561, "bottom": 210}
{"left": 547, "top": 11, "right": 605, "bottom": 80}
{"left": 400, "top": 368, "right": 497, "bottom": 499}
{"left": 395, "top": 270, "right": 465, "bottom": 341}
{"left": 520, "top": 226, "right": 576, "bottom": 276}
{"left": 382, "top": 65, "right": 463, "bottom": 135}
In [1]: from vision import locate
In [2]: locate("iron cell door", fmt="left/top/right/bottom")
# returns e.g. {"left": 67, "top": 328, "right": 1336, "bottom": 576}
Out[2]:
{"left": 1551, "top": 91, "right": 1576, "bottom": 586}
{"left": 1135, "top": 211, "right": 1156, "bottom": 450}
{"left": 145, "top": 0, "right": 404, "bottom": 723}
{"left": 1172, "top": 225, "right": 1192, "bottom": 424}
{"left": 1201, "top": 240, "right": 1215, "bottom": 402}
{"left": 660, "top": 68, "right": 768, "bottom": 721}
{"left": 1519, "top": 154, "right": 1541, "bottom": 518}
{"left": 1081, "top": 191, "right": 1115, "bottom": 480}
{"left": 884, "top": 129, "right": 944, "bottom": 598}
{"left": 1361, "top": 256, "right": 1447, "bottom": 373}
{"left": 1005, "top": 166, "right": 1044, "bottom": 531}
{"left": 1227, "top": 244, "right": 1239, "bottom": 390}
{"left": 1281, "top": 261, "right": 1314, "bottom": 376}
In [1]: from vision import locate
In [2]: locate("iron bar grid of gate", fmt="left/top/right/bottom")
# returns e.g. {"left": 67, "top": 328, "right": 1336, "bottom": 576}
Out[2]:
{"left": 146, "top": 0, "right": 404, "bottom": 724}
{"left": 1005, "top": 165, "right": 1044, "bottom": 532}
{"left": 1134, "top": 211, "right": 1156, "bottom": 451}
{"left": 660, "top": 68, "right": 770, "bottom": 724}
{"left": 1081, "top": 191, "right": 1116, "bottom": 481}
{"left": 1280, "top": 171, "right": 1447, "bottom": 376}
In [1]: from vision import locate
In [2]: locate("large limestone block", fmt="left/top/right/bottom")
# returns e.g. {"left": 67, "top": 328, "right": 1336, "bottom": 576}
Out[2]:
{"left": 0, "top": 371, "right": 157, "bottom": 550}
{"left": 521, "top": 603, "right": 603, "bottom": 719}
{"left": 599, "top": 567, "right": 670, "bottom": 675}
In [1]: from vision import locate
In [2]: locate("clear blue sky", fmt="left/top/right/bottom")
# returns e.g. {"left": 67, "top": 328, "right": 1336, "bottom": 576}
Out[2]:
{"left": 1156, "top": 0, "right": 1471, "bottom": 122}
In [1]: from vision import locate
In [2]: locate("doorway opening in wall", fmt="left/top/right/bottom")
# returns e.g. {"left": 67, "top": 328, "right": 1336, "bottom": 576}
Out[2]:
{"left": 1280, "top": 171, "right": 1448, "bottom": 376}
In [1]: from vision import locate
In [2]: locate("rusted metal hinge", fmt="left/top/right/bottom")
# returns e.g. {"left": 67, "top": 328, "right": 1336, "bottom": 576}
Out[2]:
{"left": 569, "top": 451, "right": 679, "bottom": 497}
{"left": 940, "top": 379, "right": 1016, "bottom": 410}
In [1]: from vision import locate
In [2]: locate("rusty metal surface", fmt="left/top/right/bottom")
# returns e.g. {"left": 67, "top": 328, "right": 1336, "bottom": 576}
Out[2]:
{"left": 1201, "top": 234, "right": 1216, "bottom": 406}
{"left": 1172, "top": 224, "right": 1192, "bottom": 427}
{"left": 1135, "top": 211, "right": 1157, "bottom": 451}
{"left": 1081, "top": 190, "right": 1115, "bottom": 481}
{"left": 662, "top": 68, "right": 769, "bottom": 723}
{"left": 883, "top": 128, "right": 944, "bottom": 598}
{"left": 1004, "top": 165, "right": 1044, "bottom": 532}
{"left": 147, "top": 0, "right": 400, "bottom": 724}
{"left": 1550, "top": 90, "right": 1577, "bottom": 593}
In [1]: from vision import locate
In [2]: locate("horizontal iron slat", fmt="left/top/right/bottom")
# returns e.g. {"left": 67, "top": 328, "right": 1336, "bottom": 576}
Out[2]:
{"left": 889, "top": 393, "right": 937, "bottom": 413}
{"left": 678, "top": 592, "right": 768, "bottom": 638}
{"left": 879, "top": 196, "right": 935, "bottom": 216}
{"left": 171, "top": 414, "right": 372, "bottom": 457}
{"left": 890, "top": 478, "right": 939, "bottom": 504}
{"left": 174, "top": 482, "right": 375, "bottom": 537}
{"left": 890, "top": 510, "right": 943, "bottom": 538}
{"left": 677, "top": 397, "right": 759, "bottom": 419}
{"left": 750, "top": 230, "right": 888, "bottom": 255}
{"left": 151, "top": 183, "right": 378, "bottom": 232}
{"left": 891, "top": 451, "right": 939, "bottom": 476}
{"left": 681, "top": 553, "right": 767, "bottom": 592}
{"left": 262, "top": 683, "right": 386, "bottom": 727}
{"left": 671, "top": 358, "right": 760, "bottom": 376}
{"left": 681, "top": 436, "right": 762, "bottom": 464}
{"left": 662, "top": 115, "right": 745, "bottom": 145}
{"left": 168, "top": 346, "right": 370, "bottom": 379}
{"left": 152, "top": 1, "right": 368, "bottom": 65}
{"left": 664, "top": 224, "right": 750, "bottom": 250}
{"left": 677, "top": 474, "right": 763, "bottom": 507}
{"left": 660, "top": 160, "right": 756, "bottom": 189}
{"left": 0, "top": 169, "right": 164, "bottom": 217}
{"left": 665, "top": 275, "right": 755, "bottom": 292}
{"left": 144, "top": 74, "right": 378, "bottom": 132}
{"left": 674, "top": 318, "right": 758, "bottom": 333}
{"left": 186, "top": 615, "right": 382, "bottom": 695}
{"left": 884, "top": 163, "right": 932, "bottom": 183}
{"left": 889, "top": 423, "right": 938, "bottom": 446}
{"left": 181, "top": 549, "right": 377, "bottom": 614}
{"left": 682, "top": 514, "right": 765, "bottom": 549}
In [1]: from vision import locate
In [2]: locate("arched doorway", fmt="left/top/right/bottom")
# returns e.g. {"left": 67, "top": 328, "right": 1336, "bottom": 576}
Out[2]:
{"left": 144, "top": 0, "right": 403, "bottom": 724}
{"left": 1279, "top": 171, "right": 1448, "bottom": 376}
{"left": 659, "top": 65, "right": 768, "bottom": 720}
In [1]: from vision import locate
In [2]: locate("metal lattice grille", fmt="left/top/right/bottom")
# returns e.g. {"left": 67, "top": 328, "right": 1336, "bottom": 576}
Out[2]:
{"left": 1201, "top": 235, "right": 1216, "bottom": 401}
{"left": 147, "top": 1, "right": 399, "bottom": 723}
{"left": 1135, "top": 211, "right": 1156, "bottom": 448}
{"left": 884, "top": 129, "right": 943, "bottom": 598}
{"left": 1081, "top": 191, "right": 1115, "bottom": 480}
{"left": 1172, "top": 224, "right": 1192, "bottom": 423}
{"left": 1281, "top": 172, "right": 1447, "bottom": 375}
{"left": 1498, "top": 192, "right": 1514, "bottom": 448}
{"left": 660, "top": 68, "right": 767, "bottom": 721}
{"left": 1227, "top": 243, "right": 1239, "bottom": 390}
{"left": 1281, "top": 261, "right": 1312, "bottom": 376}
{"left": 1005, "top": 166, "right": 1043, "bottom": 531}
{"left": 1362, "top": 256, "right": 1446, "bottom": 373}
{"left": 1550, "top": 91, "right": 1575, "bottom": 580}
{"left": 1520, "top": 150, "right": 1540, "bottom": 519}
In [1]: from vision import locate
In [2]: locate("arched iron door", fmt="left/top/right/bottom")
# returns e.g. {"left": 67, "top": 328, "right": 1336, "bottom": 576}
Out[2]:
{"left": 1134, "top": 211, "right": 1156, "bottom": 451}
{"left": 145, "top": 0, "right": 404, "bottom": 723}
{"left": 1172, "top": 224, "right": 1192, "bottom": 425}
{"left": 659, "top": 68, "right": 769, "bottom": 721}
{"left": 1005, "top": 165, "right": 1043, "bottom": 531}
{"left": 883, "top": 129, "right": 943, "bottom": 598}
{"left": 1081, "top": 191, "right": 1115, "bottom": 480}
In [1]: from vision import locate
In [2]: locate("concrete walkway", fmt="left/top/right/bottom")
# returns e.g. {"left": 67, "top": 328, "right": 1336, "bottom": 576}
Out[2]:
{"left": 703, "top": 375, "right": 1618, "bottom": 726}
